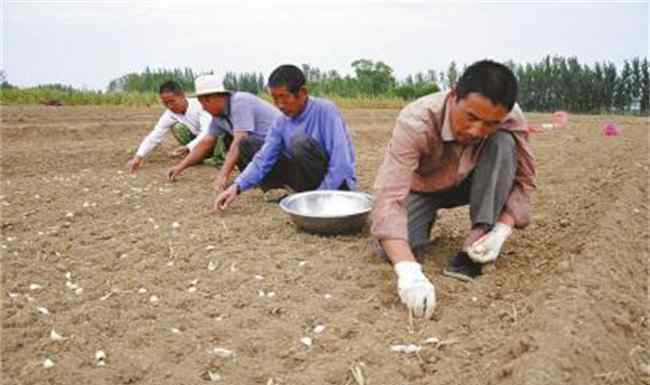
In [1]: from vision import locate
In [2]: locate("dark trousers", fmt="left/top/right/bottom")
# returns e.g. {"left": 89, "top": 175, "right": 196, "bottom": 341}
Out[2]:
{"left": 406, "top": 131, "right": 517, "bottom": 254}
{"left": 234, "top": 133, "right": 341, "bottom": 192}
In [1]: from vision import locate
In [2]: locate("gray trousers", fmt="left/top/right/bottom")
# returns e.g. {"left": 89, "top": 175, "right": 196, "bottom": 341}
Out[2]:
{"left": 379, "top": 131, "right": 517, "bottom": 259}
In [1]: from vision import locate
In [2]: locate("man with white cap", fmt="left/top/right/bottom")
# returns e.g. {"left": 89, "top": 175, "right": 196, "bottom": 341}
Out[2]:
{"left": 167, "top": 74, "right": 282, "bottom": 194}
{"left": 128, "top": 80, "right": 224, "bottom": 173}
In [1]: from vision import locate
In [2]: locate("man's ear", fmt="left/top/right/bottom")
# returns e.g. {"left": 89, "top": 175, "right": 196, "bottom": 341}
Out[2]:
{"left": 299, "top": 86, "right": 308, "bottom": 98}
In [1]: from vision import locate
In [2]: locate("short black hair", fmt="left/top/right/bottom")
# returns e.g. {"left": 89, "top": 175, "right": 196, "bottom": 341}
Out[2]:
{"left": 456, "top": 60, "right": 518, "bottom": 111}
{"left": 268, "top": 65, "right": 305, "bottom": 95}
{"left": 159, "top": 80, "right": 183, "bottom": 95}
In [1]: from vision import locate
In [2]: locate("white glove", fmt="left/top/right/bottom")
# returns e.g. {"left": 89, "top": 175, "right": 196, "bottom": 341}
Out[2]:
{"left": 467, "top": 223, "right": 512, "bottom": 263}
{"left": 394, "top": 261, "right": 436, "bottom": 319}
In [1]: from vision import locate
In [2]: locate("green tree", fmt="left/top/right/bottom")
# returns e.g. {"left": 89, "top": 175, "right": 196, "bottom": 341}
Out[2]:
{"left": 614, "top": 60, "right": 633, "bottom": 112}
{"left": 351, "top": 59, "right": 396, "bottom": 96}
{"left": 641, "top": 58, "right": 649, "bottom": 114}
{"left": 446, "top": 61, "right": 458, "bottom": 88}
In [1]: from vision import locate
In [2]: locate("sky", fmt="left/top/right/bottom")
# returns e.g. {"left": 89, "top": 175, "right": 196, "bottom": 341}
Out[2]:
{"left": 2, "top": 0, "right": 648, "bottom": 90}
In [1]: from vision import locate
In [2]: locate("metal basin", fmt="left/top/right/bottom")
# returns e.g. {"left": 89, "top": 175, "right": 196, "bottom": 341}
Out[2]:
{"left": 279, "top": 190, "right": 373, "bottom": 235}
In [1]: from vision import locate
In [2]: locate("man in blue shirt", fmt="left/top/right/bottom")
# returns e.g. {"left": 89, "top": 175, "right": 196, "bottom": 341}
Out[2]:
{"left": 212, "top": 65, "right": 357, "bottom": 213}
{"left": 167, "top": 74, "right": 281, "bottom": 193}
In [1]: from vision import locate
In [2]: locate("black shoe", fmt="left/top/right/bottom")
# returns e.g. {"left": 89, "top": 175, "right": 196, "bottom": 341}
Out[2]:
{"left": 442, "top": 251, "right": 482, "bottom": 282}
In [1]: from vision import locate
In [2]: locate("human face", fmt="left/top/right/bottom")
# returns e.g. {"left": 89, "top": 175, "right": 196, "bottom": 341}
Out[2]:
{"left": 198, "top": 94, "right": 227, "bottom": 117}
{"left": 449, "top": 91, "right": 509, "bottom": 145}
{"left": 269, "top": 86, "right": 307, "bottom": 117}
{"left": 160, "top": 92, "right": 188, "bottom": 114}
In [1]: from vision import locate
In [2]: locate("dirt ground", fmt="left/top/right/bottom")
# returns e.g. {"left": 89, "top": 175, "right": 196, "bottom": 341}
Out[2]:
{"left": 1, "top": 105, "right": 648, "bottom": 385}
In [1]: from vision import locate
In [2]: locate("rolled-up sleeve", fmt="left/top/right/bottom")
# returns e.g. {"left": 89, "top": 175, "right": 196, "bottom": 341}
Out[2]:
{"left": 504, "top": 130, "right": 536, "bottom": 228}
{"left": 370, "top": 119, "right": 426, "bottom": 241}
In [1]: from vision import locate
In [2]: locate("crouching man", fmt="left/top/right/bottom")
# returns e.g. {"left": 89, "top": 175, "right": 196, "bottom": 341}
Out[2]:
{"left": 212, "top": 64, "right": 357, "bottom": 213}
{"left": 371, "top": 60, "right": 536, "bottom": 319}
{"left": 129, "top": 80, "right": 222, "bottom": 173}
{"left": 167, "top": 74, "right": 282, "bottom": 191}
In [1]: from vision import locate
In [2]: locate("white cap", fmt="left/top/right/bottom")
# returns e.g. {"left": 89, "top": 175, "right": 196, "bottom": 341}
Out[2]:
{"left": 193, "top": 74, "right": 229, "bottom": 96}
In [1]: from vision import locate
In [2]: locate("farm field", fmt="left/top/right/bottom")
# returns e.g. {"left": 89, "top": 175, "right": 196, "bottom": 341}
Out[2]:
{"left": 1, "top": 105, "right": 648, "bottom": 385}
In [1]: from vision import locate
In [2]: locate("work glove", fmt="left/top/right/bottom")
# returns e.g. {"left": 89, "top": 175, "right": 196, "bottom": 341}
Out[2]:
{"left": 394, "top": 261, "right": 436, "bottom": 319}
{"left": 466, "top": 223, "right": 512, "bottom": 263}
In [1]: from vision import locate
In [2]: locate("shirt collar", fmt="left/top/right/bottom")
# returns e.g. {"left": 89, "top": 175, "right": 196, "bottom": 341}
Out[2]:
{"left": 440, "top": 94, "right": 455, "bottom": 142}
{"left": 290, "top": 96, "right": 312, "bottom": 123}
{"left": 220, "top": 93, "right": 233, "bottom": 118}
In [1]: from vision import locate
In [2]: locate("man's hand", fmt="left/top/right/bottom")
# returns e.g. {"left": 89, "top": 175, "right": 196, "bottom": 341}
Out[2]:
{"left": 213, "top": 171, "right": 228, "bottom": 193}
{"left": 466, "top": 223, "right": 512, "bottom": 263}
{"left": 128, "top": 156, "right": 144, "bottom": 173}
{"left": 170, "top": 145, "right": 189, "bottom": 158}
{"left": 394, "top": 261, "right": 436, "bottom": 319}
{"left": 167, "top": 164, "right": 184, "bottom": 182}
{"left": 211, "top": 184, "right": 238, "bottom": 214}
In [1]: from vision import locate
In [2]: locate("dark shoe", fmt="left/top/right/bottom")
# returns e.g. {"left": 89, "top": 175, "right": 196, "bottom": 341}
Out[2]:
{"left": 442, "top": 251, "right": 482, "bottom": 282}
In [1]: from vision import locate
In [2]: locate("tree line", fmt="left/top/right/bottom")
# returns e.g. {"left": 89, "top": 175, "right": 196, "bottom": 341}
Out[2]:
{"left": 3, "top": 56, "right": 648, "bottom": 114}
{"left": 509, "top": 56, "right": 648, "bottom": 114}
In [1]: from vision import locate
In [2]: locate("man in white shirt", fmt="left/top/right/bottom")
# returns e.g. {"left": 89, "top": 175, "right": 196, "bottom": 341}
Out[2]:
{"left": 128, "top": 80, "right": 224, "bottom": 173}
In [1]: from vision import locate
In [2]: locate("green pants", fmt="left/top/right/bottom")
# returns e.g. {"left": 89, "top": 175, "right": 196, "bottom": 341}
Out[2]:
{"left": 170, "top": 123, "right": 226, "bottom": 167}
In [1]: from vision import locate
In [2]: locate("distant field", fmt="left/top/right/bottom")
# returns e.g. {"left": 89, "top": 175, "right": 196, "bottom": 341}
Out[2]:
{"left": 0, "top": 89, "right": 407, "bottom": 109}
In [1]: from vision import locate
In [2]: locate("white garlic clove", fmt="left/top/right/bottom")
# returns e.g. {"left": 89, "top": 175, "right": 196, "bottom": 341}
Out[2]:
{"left": 95, "top": 351, "right": 106, "bottom": 366}
{"left": 208, "top": 371, "right": 222, "bottom": 382}
{"left": 50, "top": 329, "right": 67, "bottom": 341}
{"left": 43, "top": 358, "right": 55, "bottom": 369}
{"left": 390, "top": 344, "right": 421, "bottom": 353}
{"left": 423, "top": 337, "right": 440, "bottom": 345}
{"left": 300, "top": 337, "right": 312, "bottom": 347}
{"left": 210, "top": 348, "right": 234, "bottom": 358}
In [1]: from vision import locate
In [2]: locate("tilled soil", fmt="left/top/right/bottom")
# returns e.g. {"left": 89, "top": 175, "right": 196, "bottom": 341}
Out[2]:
{"left": 1, "top": 105, "right": 648, "bottom": 385}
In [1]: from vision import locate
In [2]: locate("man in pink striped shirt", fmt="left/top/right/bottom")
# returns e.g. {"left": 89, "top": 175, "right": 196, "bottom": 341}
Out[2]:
{"left": 371, "top": 60, "right": 536, "bottom": 319}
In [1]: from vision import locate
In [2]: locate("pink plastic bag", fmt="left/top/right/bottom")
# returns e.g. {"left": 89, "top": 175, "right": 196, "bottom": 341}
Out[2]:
{"left": 601, "top": 121, "right": 620, "bottom": 136}
{"left": 552, "top": 111, "right": 569, "bottom": 129}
